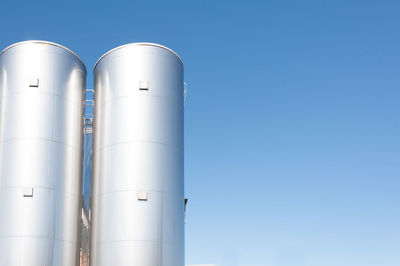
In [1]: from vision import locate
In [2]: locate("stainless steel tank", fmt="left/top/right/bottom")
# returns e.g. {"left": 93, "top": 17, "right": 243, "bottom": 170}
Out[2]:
{"left": 91, "top": 43, "right": 184, "bottom": 266}
{"left": 0, "top": 41, "right": 86, "bottom": 265}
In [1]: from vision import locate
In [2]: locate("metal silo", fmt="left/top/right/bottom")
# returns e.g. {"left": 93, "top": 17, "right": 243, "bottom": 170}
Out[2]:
{"left": 0, "top": 41, "right": 86, "bottom": 265}
{"left": 91, "top": 43, "right": 184, "bottom": 266}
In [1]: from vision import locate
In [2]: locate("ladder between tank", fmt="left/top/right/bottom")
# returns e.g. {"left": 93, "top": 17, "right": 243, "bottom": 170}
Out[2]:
{"left": 81, "top": 88, "right": 94, "bottom": 266}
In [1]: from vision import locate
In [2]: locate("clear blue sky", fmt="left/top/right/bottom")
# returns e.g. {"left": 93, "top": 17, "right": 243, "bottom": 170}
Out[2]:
{"left": 1, "top": 0, "right": 399, "bottom": 265}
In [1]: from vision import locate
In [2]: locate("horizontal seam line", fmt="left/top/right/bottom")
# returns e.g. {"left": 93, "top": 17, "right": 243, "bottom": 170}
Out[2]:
{"left": 0, "top": 138, "right": 81, "bottom": 152}
{"left": 93, "top": 140, "right": 182, "bottom": 153}
{"left": 91, "top": 189, "right": 182, "bottom": 201}
{"left": 92, "top": 239, "right": 181, "bottom": 245}
{"left": 0, "top": 91, "right": 84, "bottom": 108}
{"left": 0, "top": 235, "right": 77, "bottom": 244}
{"left": 97, "top": 94, "right": 182, "bottom": 108}
{"left": 0, "top": 186, "right": 81, "bottom": 197}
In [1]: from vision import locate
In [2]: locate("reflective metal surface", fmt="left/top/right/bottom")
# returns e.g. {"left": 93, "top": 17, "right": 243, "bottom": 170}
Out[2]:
{"left": 0, "top": 41, "right": 86, "bottom": 265}
{"left": 91, "top": 43, "right": 184, "bottom": 266}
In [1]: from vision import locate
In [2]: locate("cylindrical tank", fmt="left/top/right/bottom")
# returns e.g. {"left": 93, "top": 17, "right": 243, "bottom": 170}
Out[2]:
{"left": 0, "top": 41, "right": 86, "bottom": 265}
{"left": 91, "top": 43, "right": 184, "bottom": 266}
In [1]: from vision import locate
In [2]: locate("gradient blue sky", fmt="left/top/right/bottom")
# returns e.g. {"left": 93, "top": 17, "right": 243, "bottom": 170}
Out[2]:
{"left": 1, "top": 0, "right": 399, "bottom": 265}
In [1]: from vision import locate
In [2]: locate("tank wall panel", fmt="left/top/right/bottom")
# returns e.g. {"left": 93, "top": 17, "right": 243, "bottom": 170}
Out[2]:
{"left": 0, "top": 41, "right": 86, "bottom": 266}
{"left": 91, "top": 43, "right": 184, "bottom": 266}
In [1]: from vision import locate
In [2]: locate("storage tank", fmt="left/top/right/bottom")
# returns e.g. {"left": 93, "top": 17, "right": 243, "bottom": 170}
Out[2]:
{"left": 91, "top": 43, "right": 184, "bottom": 266}
{"left": 0, "top": 41, "right": 86, "bottom": 265}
